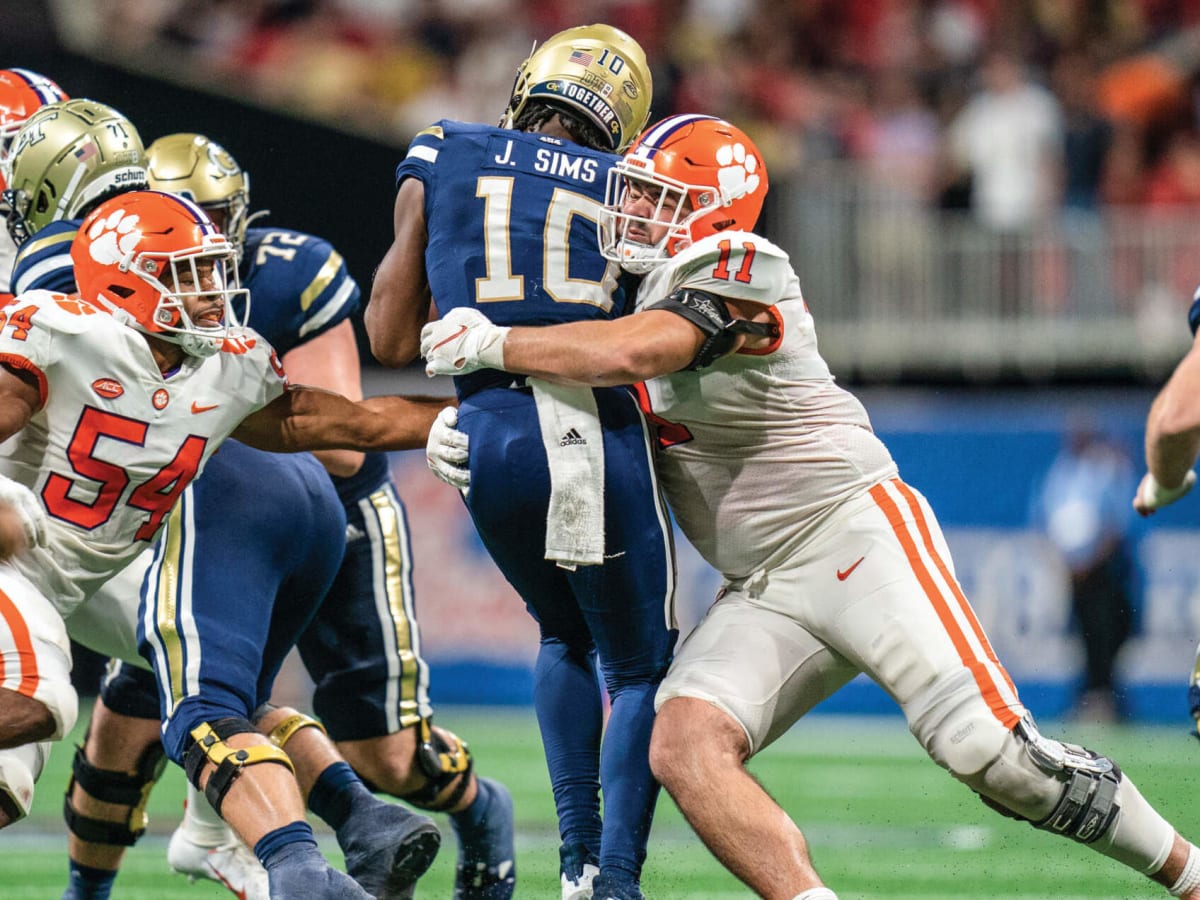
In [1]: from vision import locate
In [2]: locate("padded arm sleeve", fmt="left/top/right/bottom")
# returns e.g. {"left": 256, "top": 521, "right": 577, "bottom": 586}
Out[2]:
{"left": 645, "top": 287, "right": 778, "bottom": 371}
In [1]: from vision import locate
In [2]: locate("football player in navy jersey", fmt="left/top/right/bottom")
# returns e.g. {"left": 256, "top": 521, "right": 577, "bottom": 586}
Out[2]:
{"left": 142, "top": 132, "right": 516, "bottom": 900}
{"left": 3, "top": 108, "right": 449, "bottom": 900}
{"left": 367, "top": 24, "right": 676, "bottom": 900}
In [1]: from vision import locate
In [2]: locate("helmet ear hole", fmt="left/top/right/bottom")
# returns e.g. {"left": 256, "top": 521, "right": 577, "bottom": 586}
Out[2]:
{"left": 107, "top": 284, "right": 135, "bottom": 299}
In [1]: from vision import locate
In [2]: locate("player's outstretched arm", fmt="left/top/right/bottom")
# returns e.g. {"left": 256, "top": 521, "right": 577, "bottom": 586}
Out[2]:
{"left": 422, "top": 307, "right": 704, "bottom": 386}
{"left": 281, "top": 319, "right": 367, "bottom": 477}
{"left": 0, "top": 363, "right": 38, "bottom": 445}
{"left": 0, "top": 364, "right": 46, "bottom": 559}
{"left": 1136, "top": 332, "right": 1200, "bottom": 515}
{"left": 366, "top": 178, "right": 432, "bottom": 368}
{"left": 232, "top": 385, "right": 453, "bottom": 454}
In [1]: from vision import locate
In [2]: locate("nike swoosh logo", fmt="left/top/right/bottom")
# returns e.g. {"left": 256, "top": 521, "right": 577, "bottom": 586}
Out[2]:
{"left": 191, "top": 401, "right": 219, "bottom": 414}
{"left": 431, "top": 324, "right": 468, "bottom": 352}
{"left": 837, "top": 556, "right": 866, "bottom": 581}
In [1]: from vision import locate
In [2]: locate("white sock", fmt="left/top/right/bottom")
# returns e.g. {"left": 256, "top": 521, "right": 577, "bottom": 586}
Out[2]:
{"left": 1170, "top": 843, "right": 1200, "bottom": 896}
{"left": 792, "top": 889, "right": 838, "bottom": 900}
{"left": 179, "top": 782, "right": 236, "bottom": 846}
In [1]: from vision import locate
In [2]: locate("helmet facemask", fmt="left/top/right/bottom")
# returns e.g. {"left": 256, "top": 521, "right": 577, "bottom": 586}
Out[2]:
{"left": 126, "top": 243, "right": 248, "bottom": 358}
{"left": 600, "top": 115, "right": 768, "bottom": 273}
{"left": 88, "top": 235, "right": 249, "bottom": 360}
{"left": 600, "top": 165, "right": 720, "bottom": 274}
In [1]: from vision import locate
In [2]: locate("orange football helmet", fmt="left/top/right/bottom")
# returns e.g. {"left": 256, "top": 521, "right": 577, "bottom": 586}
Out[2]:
{"left": 0, "top": 68, "right": 67, "bottom": 191}
{"left": 599, "top": 115, "right": 768, "bottom": 273}
{"left": 72, "top": 190, "right": 248, "bottom": 358}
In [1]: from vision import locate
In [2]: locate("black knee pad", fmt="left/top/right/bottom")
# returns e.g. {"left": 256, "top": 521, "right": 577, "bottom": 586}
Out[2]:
{"left": 63, "top": 741, "right": 167, "bottom": 846}
{"left": 99, "top": 663, "right": 160, "bottom": 720}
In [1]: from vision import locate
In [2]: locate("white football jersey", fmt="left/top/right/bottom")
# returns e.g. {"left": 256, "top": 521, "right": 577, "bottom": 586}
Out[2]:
{"left": 0, "top": 290, "right": 288, "bottom": 614}
{"left": 0, "top": 230, "right": 15, "bottom": 293}
{"left": 636, "top": 232, "right": 898, "bottom": 580}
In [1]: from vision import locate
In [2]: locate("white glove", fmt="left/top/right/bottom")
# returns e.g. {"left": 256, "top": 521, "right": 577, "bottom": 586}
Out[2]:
{"left": 420, "top": 308, "right": 510, "bottom": 377}
{"left": 0, "top": 473, "right": 47, "bottom": 553}
{"left": 426, "top": 406, "right": 470, "bottom": 494}
{"left": 1134, "top": 469, "right": 1197, "bottom": 516}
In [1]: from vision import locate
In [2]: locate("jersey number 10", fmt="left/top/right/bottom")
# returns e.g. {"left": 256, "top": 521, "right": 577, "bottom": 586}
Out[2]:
{"left": 474, "top": 176, "right": 619, "bottom": 310}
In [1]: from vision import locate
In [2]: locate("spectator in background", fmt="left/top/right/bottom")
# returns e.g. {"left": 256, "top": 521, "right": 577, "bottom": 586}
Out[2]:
{"left": 1052, "top": 51, "right": 1115, "bottom": 312}
{"left": 947, "top": 48, "right": 1064, "bottom": 315}
{"left": 852, "top": 68, "right": 941, "bottom": 316}
{"left": 948, "top": 49, "right": 1064, "bottom": 232}
{"left": 1030, "top": 418, "right": 1136, "bottom": 723}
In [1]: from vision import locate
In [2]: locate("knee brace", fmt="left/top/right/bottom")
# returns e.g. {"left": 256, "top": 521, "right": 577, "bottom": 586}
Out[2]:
{"left": 182, "top": 718, "right": 294, "bottom": 816}
{"left": 99, "top": 661, "right": 161, "bottom": 720}
{"left": 401, "top": 719, "right": 473, "bottom": 812}
{"left": 254, "top": 704, "right": 328, "bottom": 750}
{"left": 0, "top": 741, "right": 50, "bottom": 823}
{"left": 990, "top": 716, "right": 1123, "bottom": 845}
{"left": 62, "top": 740, "right": 166, "bottom": 846}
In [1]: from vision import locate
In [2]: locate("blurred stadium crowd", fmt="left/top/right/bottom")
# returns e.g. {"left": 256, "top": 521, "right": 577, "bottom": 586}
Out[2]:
{"left": 78, "top": 0, "right": 1200, "bottom": 216}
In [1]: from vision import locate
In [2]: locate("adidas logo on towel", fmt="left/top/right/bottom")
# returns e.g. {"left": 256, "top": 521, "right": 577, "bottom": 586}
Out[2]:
{"left": 559, "top": 428, "right": 587, "bottom": 447}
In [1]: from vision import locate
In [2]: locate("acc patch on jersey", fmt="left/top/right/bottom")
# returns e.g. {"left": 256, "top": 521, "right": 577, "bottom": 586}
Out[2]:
{"left": 91, "top": 377, "right": 124, "bottom": 399}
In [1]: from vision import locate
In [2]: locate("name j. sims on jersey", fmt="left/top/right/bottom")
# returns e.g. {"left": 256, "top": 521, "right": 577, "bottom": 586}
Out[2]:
{"left": 491, "top": 138, "right": 600, "bottom": 183}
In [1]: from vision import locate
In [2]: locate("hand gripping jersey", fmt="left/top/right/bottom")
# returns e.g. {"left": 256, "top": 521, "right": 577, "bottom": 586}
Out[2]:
{"left": 396, "top": 120, "right": 631, "bottom": 397}
{"left": 635, "top": 231, "right": 899, "bottom": 580}
{"left": 0, "top": 290, "right": 286, "bottom": 614}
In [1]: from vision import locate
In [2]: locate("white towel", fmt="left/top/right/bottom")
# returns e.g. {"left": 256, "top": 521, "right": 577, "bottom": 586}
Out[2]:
{"left": 530, "top": 377, "right": 605, "bottom": 568}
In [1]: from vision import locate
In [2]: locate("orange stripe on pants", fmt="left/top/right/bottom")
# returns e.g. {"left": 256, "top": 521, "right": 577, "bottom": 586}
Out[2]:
{"left": 869, "top": 481, "right": 1019, "bottom": 730}
{"left": 0, "top": 584, "right": 40, "bottom": 698}
{"left": 892, "top": 480, "right": 1021, "bottom": 702}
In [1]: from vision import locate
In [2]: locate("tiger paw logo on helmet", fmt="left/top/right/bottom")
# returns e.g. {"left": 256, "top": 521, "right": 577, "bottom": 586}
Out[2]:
{"left": 86, "top": 208, "right": 143, "bottom": 266}
{"left": 716, "top": 142, "right": 761, "bottom": 201}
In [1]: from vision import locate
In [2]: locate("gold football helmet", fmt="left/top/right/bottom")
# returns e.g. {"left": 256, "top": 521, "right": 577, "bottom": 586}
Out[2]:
{"left": 147, "top": 133, "right": 251, "bottom": 259}
{"left": 3, "top": 98, "right": 146, "bottom": 245}
{"left": 0, "top": 68, "right": 68, "bottom": 192}
{"left": 499, "top": 23, "right": 652, "bottom": 153}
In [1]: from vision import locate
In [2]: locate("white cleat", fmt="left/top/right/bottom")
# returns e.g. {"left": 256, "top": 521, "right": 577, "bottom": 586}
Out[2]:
{"left": 561, "top": 862, "right": 599, "bottom": 900}
{"left": 167, "top": 826, "right": 271, "bottom": 900}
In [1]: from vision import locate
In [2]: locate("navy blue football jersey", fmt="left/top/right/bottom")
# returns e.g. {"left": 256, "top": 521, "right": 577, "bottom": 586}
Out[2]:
{"left": 396, "top": 121, "right": 634, "bottom": 396}
{"left": 238, "top": 226, "right": 358, "bottom": 353}
{"left": 11, "top": 220, "right": 78, "bottom": 295}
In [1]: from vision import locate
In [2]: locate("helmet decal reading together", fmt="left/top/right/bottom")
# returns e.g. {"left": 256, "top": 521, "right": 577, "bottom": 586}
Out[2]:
{"left": 499, "top": 24, "right": 652, "bottom": 152}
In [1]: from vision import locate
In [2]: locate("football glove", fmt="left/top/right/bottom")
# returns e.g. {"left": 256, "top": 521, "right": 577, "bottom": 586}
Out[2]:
{"left": 0, "top": 473, "right": 47, "bottom": 554}
{"left": 426, "top": 406, "right": 470, "bottom": 494}
{"left": 420, "top": 308, "right": 509, "bottom": 377}
{"left": 1133, "top": 469, "right": 1197, "bottom": 516}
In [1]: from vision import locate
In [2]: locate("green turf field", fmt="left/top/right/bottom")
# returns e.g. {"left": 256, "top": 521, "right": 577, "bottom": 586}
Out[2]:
{"left": 2, "top": 704, "right": 1198, "bottom": 898}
